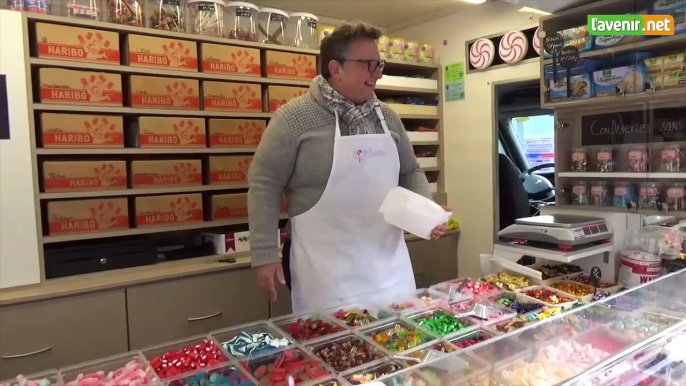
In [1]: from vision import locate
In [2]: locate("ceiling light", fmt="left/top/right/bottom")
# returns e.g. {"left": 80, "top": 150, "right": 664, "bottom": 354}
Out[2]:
{"left": 518, "top": 6, "right": 551, "bottom": 15}
{"left": 461, "top": 0, "right": 488, "bottom": 4}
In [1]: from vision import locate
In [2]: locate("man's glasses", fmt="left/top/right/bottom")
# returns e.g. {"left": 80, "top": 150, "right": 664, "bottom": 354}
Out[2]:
{"left": 338, "top": 59, "right": 385, "bottom": 73}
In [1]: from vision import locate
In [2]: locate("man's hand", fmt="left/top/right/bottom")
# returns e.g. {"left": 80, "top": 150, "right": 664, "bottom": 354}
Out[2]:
{"left": 430, "top": 205, "right": 452, "bottom": 240}
{"left": 255, "top": 263, "right": 286, "bottom": 301}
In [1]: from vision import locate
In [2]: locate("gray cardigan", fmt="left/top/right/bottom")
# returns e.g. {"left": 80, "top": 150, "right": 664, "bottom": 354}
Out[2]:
{"left": 247, "top": 80, "right": 432, "bottom": 267}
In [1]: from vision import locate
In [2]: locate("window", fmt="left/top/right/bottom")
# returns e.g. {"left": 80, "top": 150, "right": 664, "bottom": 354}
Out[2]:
{"left": 510, "top": 115, "right": 555, "bottom": 171}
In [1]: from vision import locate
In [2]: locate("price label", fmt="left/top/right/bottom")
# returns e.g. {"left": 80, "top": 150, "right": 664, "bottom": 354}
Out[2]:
{"left": 559, "top": 45, "right": 580, "bottom": 69}
{"left": 543, "top": 32, "right": 564, "bottom": 55}
{"left": 590, "top": 266, "right": 602, "bottom": 296}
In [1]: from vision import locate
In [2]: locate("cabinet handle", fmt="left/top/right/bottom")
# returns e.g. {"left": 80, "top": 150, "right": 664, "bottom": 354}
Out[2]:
{"left": 187, "top": 311, "right": 222, "bottom": 321}
{"left": 413, "top": 270, "right": 425, "bottom": 275}
{"left": 2, "top": 346, "right": 52, "bottom": 359}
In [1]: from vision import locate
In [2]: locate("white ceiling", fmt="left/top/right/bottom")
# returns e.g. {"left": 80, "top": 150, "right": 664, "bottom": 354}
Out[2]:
{"left": 250, "top": 0, "right": 471, "bottom": 29}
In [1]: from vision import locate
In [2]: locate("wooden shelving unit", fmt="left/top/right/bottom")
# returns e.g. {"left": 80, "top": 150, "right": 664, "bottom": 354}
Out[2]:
{"left": 0, "top": 9, "right": 446, "bottom": 284}
{"left": 539, "top": 0, "right": 686, "bottom": 215}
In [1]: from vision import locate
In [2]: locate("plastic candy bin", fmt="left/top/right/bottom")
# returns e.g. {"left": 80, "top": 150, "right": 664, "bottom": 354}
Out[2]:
{"left": 210, "top": 320, "right": 294, "bottom": 359}
{"left": 305, "top": 332, "right": 386, "bottom": 373}
{"left": 0, "top": 370, "right": 62, "bottom": 386}
{"left": 164, "top": 362, "right": 255, "bottom": 386}
{"left": 141, "top": 335, "right": 229, "bottom": 379}
{"left": 339, "top": 358, "right": 407, "bottom": 385}
{"left": 187, "top": 0, "right": 225, "bottom": 37}
{"left": 238, "top": 347, "right": 331, "bottom": 385}
{"left": 326, "top": 303, "right": 394, "bottom": 328}
{"left": 269, "top": 311, "right": 347, "bottom": 343}
{"left": 225, "top": 1, "right": 258, "bottom": 41}
{"left": 359, "top": 319, "right": 439, "bottom": 354}
{"left": 60, "top": 351, "right": 159, "bottom": 385}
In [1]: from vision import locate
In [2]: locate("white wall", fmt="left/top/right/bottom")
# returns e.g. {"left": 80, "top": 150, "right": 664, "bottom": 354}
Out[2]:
{"left": 0, "top": 10, "right": 43, "bottom": 288}
{"left": 393, "top": 1, "right": 543, "bottom": 278}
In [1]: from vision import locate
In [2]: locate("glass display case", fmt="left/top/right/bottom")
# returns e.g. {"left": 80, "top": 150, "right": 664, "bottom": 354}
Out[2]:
{"left": 538, "top": 0, "right": 686, "bottom": 219}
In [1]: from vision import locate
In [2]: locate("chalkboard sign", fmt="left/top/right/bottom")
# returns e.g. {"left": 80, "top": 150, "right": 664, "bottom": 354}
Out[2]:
{"left": 653, "top": 107, "right": 686, "bottom": 143}
{"left": 581, "top": 107, "right": 686, "bottom": 146}
{"left": 559, "top": 46, "right": 579, "bottom": 69}
{"left": 589, "top": 266, "right": 601, "bottom": 295}
{"left": 543, "top": 32, "right": 563, "bottom": 55}
{"left": 581, "top": 110, "right": 650, "bottom": 146}
{"left": 0, "top": 75, "right": 8, "bottom": 140}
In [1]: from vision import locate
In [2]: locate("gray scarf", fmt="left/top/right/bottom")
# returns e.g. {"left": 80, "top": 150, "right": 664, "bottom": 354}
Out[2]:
{"left": 316, "top": 75, "right": 378, "bottom": 135}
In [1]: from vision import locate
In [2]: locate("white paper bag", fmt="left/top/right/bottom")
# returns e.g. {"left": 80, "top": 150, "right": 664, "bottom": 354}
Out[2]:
{"left": 379, "top": 186, "right": 452, "bottom": 240}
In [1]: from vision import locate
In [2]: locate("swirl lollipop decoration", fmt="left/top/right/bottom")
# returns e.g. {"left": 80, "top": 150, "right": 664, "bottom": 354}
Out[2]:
{"left": 499, "top": 30, "right": 528, "bottom": 64}
{"left": 533, "top": 27, "right": 542, "bottom": 56}
{"left": 469, "top": 38, "right": 495, "bottom": 70}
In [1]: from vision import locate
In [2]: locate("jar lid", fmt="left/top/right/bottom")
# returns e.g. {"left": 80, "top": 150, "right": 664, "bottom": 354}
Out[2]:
{"left": 226, "top": 1, "right": 258, "bottom": 11}
{"left": 187, "top": 0, "right": 226, "bottom": 6}
{"left": 289, "top": 12, "right": 318, "bottom": 21}
{"left": 259, "top": 7, "right": 289, "bottom": 18}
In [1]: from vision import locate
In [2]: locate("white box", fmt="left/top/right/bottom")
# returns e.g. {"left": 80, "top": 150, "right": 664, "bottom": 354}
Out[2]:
{"left": 418, "top": 157, "right": 438, "bottom": 168}
{"left": 202, "top": 229, "right": 285, "bottom": 255}
{"left": 377, "top": 75, "right": 438, "bottom": 91}
{"left": 407, "top": 131, "right": 439, "bottom": 142}
{"left": 428, "top": 182, "right": 438, "bottom": 193}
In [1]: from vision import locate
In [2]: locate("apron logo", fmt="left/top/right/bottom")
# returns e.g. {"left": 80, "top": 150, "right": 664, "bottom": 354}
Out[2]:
{"left": 354, "top": 148, "right": 387, "bottom": 164}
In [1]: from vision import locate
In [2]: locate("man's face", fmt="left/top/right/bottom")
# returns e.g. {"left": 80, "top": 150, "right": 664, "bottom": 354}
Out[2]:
{"left": 334, "top": 39, "right": 383, "bottom": 104}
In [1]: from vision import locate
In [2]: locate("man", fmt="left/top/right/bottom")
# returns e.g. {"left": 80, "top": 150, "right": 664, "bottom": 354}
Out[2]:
{"left": 248, "top": 22, "right": 449, "bottom": 313}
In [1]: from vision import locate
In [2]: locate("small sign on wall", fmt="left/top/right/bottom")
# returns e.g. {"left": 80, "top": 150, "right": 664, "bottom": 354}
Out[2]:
{"left": 444, "top": 61, "right": 465, "bottom": 102}
{"left": 0, "top": 75, "right": 8, "bottom": 140}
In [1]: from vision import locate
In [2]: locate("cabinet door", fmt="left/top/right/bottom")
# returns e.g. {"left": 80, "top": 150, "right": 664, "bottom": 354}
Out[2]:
{"left": 127, "top": 268, "right": 268, "bottom": 349}
{"left": 407, "top": 235, "right": 458, "bottom": 288}
{"left": 0, "top": 290, "right": 128, "bottom": 379}
{"left": 269, "top": 283, "right": 292, "bottom": 318}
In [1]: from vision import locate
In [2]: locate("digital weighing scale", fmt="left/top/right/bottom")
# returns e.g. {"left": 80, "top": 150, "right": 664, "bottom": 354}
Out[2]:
{"left": 498, "top": 215, "right": 613, "bottom": 251}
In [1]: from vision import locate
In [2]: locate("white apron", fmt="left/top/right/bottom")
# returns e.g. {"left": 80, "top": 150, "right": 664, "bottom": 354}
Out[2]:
{"left": 289, "top": 102, "right": 416, "bottom": 313}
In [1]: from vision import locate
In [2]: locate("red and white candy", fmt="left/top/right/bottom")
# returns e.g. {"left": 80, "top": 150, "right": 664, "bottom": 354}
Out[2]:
{"left": 469, "top": 38, "right": 495, "bottom": 70}
{"left": 533, "top": 27, "right": 542, "bottom": 56}
{"left": 65, "top": 359, "right": 156, "bottom": 386}
{"left": 499, "top": 31, "right": 528, "bottom": 64}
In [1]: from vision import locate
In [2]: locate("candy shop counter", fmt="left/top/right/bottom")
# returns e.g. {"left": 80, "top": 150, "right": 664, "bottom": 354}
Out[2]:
{"left": 4, "top": 271, "right": 686, "bottom": 386}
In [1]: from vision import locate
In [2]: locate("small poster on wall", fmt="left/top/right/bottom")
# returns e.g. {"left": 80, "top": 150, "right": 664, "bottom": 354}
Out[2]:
{"left": 0, "top": 75, "right": 8, "bottom": 140}
{"left": 444, "top": 62, "right": 465, "bottom": 102}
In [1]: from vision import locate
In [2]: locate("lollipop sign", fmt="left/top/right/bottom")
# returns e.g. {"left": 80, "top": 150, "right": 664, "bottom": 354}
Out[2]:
{"left": 469, "top": 38, "right": 495, "bottom": 70}
{"left": 498, "top": 31, "right": 528, "bottom": 64}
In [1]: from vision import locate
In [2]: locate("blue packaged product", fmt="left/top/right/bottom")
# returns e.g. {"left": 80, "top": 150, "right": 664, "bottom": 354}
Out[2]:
{"left": 614, "top": 182, "right": 637, "bottom": 208}
{"left": 653, "top": 1, "right": 686, "bottom": 35}
{"left": 544, "top": 59, "right": 595, "bottom": 100}
{"left": 593, "top": 63, "right": 648, "bottom": 97}
{"left": 544, "top": 35, "right": 593, "bottom": 59}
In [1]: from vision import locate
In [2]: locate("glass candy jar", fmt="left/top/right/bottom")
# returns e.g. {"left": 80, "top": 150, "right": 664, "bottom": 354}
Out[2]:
{"left": 225, "top": 1, "right": 258, "bottom": 41}
{"left": 590, "top": 181, "right": 610, "bottom": 206}
{"left": 614, "top": 182, "right": 636, "bottom": 208}
{"left": 666, "top": 183, "right": 686, "bottom": 210}
{"left": 378, "top": 35, "right": 390, "bottom": 59}
{"left": 187, "top": 0, "right": 225, "bottom": 36}
{"left": 572, "top": 181, "right": 589, "bottom": 205}
{"left": 571, "top": 148, "right": 588, "bottom": 172}
{"left": 628, "top": 146, "right": 649, "bottom": 173}
{"left": 596, "top": 147, "right": 617, "bottom": 172}
{"left": 108, "top": 0, "right": 144, "bottom": 26}
{"left": 149, "top": 0, "right": 184, "bottom": 31}
{"left": 257, "top": 7, "right": 288, "bottom": 45}
{"left": 660, "top": 144, "right": 684, "bottom": 172}
{"left": 288, "top": 12, "right": 319, "bottom": 49}
{"left": 639, "top": 182, "right": 660, "bottom": 209}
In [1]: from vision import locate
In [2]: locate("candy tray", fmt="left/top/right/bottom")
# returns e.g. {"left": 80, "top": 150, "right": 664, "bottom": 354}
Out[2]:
{"left": 324, "top": 302, "right": 395, "bottom": 329}
{"left": 210, "top": 320, "right": 294, "bottom": 359}
{"left": 238, "top": 346, "right": 333, "bottom": 385}
{"left": 358, "top": 318, "right": 441, "bottom": 354}
{"left": 544, "top": 279, "right": 597, "bottom": 302}
{"left": 566, "top": 271, "right": 624, "bottom": 294}
{"left": 515, "top": 285, "right": 579, "bottom": 311}
{"left": 339, "top": 358, "right": 409, "bottom": 384}
{"left": 404, "top": 307, "right": 480, "bottom": 340}
{"left": 304, "top": 331, "right": 389, "bottom": 374}
{"left": 269, "top": 310, "right": 349, "bottom": 343}
{"left": 429, "top": 277, "right": 502, "bottom": 300}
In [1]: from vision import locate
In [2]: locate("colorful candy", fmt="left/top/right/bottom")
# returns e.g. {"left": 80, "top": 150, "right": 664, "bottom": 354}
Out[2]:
{"left": 149, "top": 340, "right": 227, "bottom": 379}
{"left": 500, "top": 360, "right": 576, "bottom": 385}
{"left": 606, "top": 294, "right": 643, "bottom": 310}
{"left": 437, "top": 280, "right": 500, "bottom": 297}
{"left": 333, "top": 309, "right": 377, "bottom": 327}
{"left": 309, "top": 336, "right": 382, "bottom": 372}
{"left": 520, "top": 288, "right": 575, "bottom": 305}
{"left": 368, "top": 323, "right": 434, "bottom": 353}
{"left": 481, "top": 271, "right": 530, "bottom": 291}
{"left": 537, "top": 339, "right": 610, "bottom": 369}
{"left": 554, "top": 314, "right": 594, "bottom": 335}
{"left": 221, "top": 331, "right": 290, "bottom": 357}
{"left": 282, "top": 316, "right": 345, "bottom": 342}
{"left": 612, "top": 314, "right": 663, "bottom": 340}
{"left": 345, "top": 363, "right": 404, "bottom": 385}
{"left": 536, "top": 264, "right": 582, "bottom": 280}
{"left": 67, "top": 361, "right": 157, "bottom": 386}
{"left": 570, "top": 274, "right": 619, "bottom": 289}
{"left": 492, "top": 294, "right": 542, "bottom": 314}
{"left": 2, "top": 375, "right": 56, "bottom": 386}
{"left": 451, "top": 333, "right": 490, "bottom": 349}
{"left": 412, "top": 310, "right": 470, "bottom": 336}
{"left": 548, "top": 282, "right": 595, "bottom": 297}
{"left": 390, "top": 301, "right": 416, "bottom": 311}
{"left": 241, "top": 349, "right": 330, "bottom": 385}
{"left": 495, "top": 315, "right": 537, "bottom": 333}
{"left": 170, "top": 369, "right": 254, "bottom": 386}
